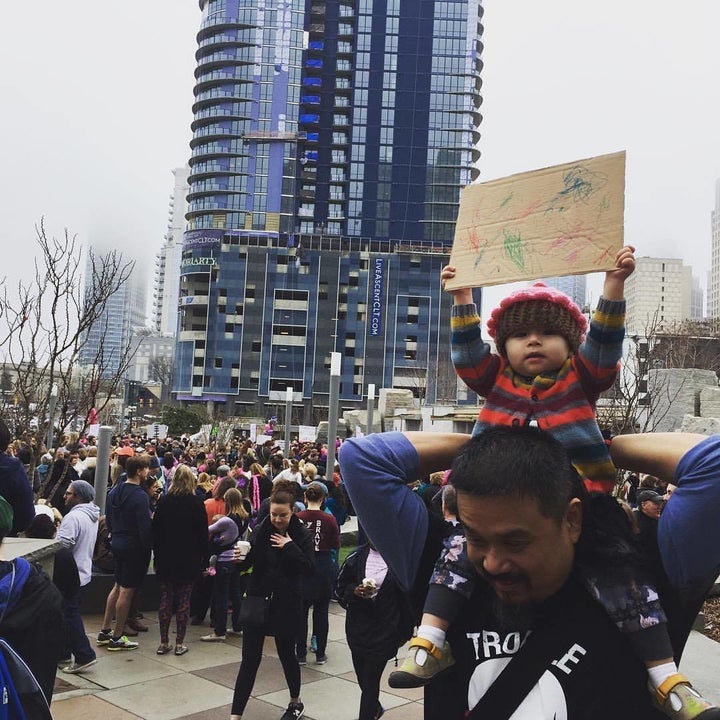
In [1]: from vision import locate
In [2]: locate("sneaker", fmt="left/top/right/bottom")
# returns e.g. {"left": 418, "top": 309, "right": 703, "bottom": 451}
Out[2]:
{"left": 280, "top": 701, "right": 304, "bottom": 720}
{"left": 297, "top": 656, "right": 307, "bottom": 666}
{"left": 388, "top": 638, "right": 455, "bottom": 689}
{"left": 200, "top": 633, "right": 226, "bottom": 642}
{"left": 315, "top": 654, "right": 328, "bottom": 665}
{"left": 655, "top": 674, "right": 720, "bottom": 720}
{"left": 226, "top": 629, "right": 243, "bottom": 637}
{"left": 107, "top": 636, "right": 139, "bottom": 651}
{"left": 57, "top": 656, "right": 72, "bottom": 667}
{"left": 96, "top": 629, "right": 113, "bottom": 646}
{"left": 62, "top": 658, "right": 97, "bottom": 674}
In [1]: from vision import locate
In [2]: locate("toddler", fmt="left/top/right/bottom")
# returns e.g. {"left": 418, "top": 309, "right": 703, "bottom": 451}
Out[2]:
{"left": 390, "top": 247, "right": 718, "bottom": 720}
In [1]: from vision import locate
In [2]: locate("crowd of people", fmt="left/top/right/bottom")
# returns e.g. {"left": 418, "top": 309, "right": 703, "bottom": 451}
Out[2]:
{"left": 2, "top": 243, "right": 720, "bottom": 720}
{"left": 0, "top": 424, "right": 356, "bottom": 720}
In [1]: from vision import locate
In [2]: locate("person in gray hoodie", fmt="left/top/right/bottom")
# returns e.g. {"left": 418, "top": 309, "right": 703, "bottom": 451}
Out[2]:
{"left": 56, "top": 479, "right": 100, "bottom": 673}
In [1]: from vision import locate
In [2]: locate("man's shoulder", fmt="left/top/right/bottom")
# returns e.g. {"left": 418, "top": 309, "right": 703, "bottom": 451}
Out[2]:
{"left": 0, "top": 454, "right": 26, "bottom": 481}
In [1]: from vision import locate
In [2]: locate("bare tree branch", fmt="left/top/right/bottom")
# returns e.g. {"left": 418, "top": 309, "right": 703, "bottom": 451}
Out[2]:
{"left": 0, "top": 220, "right": 136, "bottom": 455}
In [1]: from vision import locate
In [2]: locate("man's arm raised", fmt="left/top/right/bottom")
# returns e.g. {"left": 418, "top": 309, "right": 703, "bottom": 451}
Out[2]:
{"left": 339, "top": 432, "right": 470, "bottom": 591}
{"left": 610, "top": 433, "right": 708, "bottom": 484}
{"left": 404, "top": 432, "right": 471, "bottom": 477}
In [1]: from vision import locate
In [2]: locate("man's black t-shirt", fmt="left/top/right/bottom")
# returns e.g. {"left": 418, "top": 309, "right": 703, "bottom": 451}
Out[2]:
{"left": 427, "top": 577, "right": 665, "bottom": 720}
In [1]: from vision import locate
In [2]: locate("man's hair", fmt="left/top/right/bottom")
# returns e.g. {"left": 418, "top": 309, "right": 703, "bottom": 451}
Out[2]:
{"left": 441, "top": 484, "right": 458, "bottom": 516}
{"left": 25, "top": 514, "right": 56, "bottom": 540}
{"left": 450, "top": 426, "right": 581, "bottom": 523}
{"left": 126, "top": 455, "right": 150, "bottom": 478}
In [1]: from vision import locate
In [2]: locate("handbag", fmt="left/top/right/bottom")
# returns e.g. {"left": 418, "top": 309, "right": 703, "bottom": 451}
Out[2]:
{"left": 238, "top": 592, "right": 272, "bottom": 627}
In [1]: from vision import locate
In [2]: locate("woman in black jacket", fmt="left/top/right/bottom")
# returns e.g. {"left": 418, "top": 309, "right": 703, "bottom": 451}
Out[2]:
{"left": 231, "top": 489, "right": 315, "bottom": 720}
{"left": 336, "top": 543, "right": 415, "bottom": 720}
{"left": 151, "top": 465, "right": 208, "bottom": 656}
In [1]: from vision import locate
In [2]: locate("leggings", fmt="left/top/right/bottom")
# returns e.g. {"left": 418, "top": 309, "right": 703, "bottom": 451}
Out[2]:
{"left": 351, "top": 650, "right": 388, "bottom": 720}
{"left": 158, "top": 580, "right": 193, "bottom": 645}
{"left": 232, "top": 626, "right": 301, "bottom": 716}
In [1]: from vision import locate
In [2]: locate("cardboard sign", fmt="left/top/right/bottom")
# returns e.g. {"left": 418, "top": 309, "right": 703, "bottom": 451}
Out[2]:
{"left": 447, "top": 151, "right": 626, "bottom": 289}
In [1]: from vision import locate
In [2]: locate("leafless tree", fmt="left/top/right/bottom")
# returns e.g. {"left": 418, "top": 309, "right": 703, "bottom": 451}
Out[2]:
{"left": 597, "top": 311, "right": 720, "bottom": 435}
{"left": 0, "top": 220, "right": 135, "bottom": 455}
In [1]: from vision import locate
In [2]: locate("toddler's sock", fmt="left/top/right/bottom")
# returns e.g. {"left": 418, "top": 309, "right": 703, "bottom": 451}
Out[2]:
{"left": 414, "top": 625, "right": 447, "bottom": 666}
{"left": 647, "top": 661, "right": 679, "bottom": 689}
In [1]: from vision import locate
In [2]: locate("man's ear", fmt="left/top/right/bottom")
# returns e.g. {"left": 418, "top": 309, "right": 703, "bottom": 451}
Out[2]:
{"left": 564, "top": 497, "right": 583, "bottom": 544}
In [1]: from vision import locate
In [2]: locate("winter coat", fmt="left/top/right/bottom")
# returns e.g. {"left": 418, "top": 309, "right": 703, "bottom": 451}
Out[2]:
{"left": 152, "top": 493, "right": 208, "bottom": 583}
{"left": 242, "top": 513, "right": 315, "bottom": 636}
{"left": 0, "top": 453, "right": 35, "bottom": 535}
{"left": 0, "top": 558, "right": 63, "bottom": 712}
{"left": 336, "top": 544, "right": 415, "bottom": 659}
{"left": 42, "top": 460, "right": 79, "bottom": 516}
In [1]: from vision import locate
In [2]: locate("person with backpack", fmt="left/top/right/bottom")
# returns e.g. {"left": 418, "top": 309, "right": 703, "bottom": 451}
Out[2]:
{"left": 0, "top": 494, "right": 63, "bottom": 717}
{"left": 336, "top": 542, "right": 415, "bottom": 720}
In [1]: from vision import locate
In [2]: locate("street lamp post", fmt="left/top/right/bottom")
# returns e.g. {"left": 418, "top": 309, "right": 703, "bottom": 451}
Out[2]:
{"left": 46, "top": 383, "right": 58, "bottom": 452}
{"left": 366, "top": 383, "right": 375, "bottom": 435}
{"left": 326, "top": 352, "right": 341, "bottom": 478}
{"left": 284, "top": 385, "right": 293, "bottom": 457}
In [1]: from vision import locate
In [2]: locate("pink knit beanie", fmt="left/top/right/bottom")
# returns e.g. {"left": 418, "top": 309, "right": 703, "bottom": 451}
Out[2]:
{"left": 487, "top": 283, "right": 588, "bottom": 357}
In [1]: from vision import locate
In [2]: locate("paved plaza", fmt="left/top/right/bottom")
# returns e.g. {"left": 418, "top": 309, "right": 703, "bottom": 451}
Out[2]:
{"left": 51, "top": 601, "right": 424, "bottom": 720}
{"left": 50, "top": 608, "right": 720, "bottom": 720}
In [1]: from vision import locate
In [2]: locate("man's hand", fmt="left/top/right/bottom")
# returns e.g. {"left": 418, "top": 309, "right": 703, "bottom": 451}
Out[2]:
{"left": 441, "top": 265, "right": 474, "bottom": 305}
{"left": 603, "top": 245, "right": 635, "bottom": 300}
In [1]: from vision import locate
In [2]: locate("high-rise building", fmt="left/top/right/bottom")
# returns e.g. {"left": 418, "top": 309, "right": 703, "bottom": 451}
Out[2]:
{"left": 542, "top": 275, "right": 587, "bottom": 311}
{"left": 79, "top": 249, "right": 147, "bottom": 378}
{"left": 691, "top": 275, "right": 704, "bottom": 321}
{"left": 625, "top": 256, "right": 692, "bottom": 335}
{"left": 173, "top": 0, "right": 483, "bottom": 422}
{"left": 710, "top": 179, "right": 720, "bottom": 318}
{"left": 153, "top": 167, "right": 190, "bottom": 336}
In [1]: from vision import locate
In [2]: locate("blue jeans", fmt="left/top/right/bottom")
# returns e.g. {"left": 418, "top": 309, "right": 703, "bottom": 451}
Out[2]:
{"left": 64, "top": 586, "right": 96, "bottom": 665}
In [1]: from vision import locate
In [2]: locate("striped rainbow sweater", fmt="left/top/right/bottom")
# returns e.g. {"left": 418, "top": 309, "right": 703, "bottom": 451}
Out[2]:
{"left": 451, "top": 297, "right": 626, "bottom": 493}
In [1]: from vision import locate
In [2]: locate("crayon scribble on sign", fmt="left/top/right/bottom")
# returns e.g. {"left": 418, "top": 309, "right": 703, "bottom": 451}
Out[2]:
{"left": 446, "top": 151, "right": 625, "bottom": 290}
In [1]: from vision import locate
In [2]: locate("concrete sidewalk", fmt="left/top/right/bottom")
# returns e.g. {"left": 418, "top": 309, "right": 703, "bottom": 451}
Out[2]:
{"left": 51, "top": 603, "right": 424, "bottom": 720}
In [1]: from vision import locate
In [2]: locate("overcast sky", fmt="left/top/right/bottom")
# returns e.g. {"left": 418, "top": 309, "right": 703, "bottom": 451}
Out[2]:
{"left": 1, "top": 1, "right": 719, "bottom": 314}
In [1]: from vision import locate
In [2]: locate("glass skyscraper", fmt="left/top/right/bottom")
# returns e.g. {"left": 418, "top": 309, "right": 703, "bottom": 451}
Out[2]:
{"left": 174, "top": 0, "right": 483, "bottom": 423}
